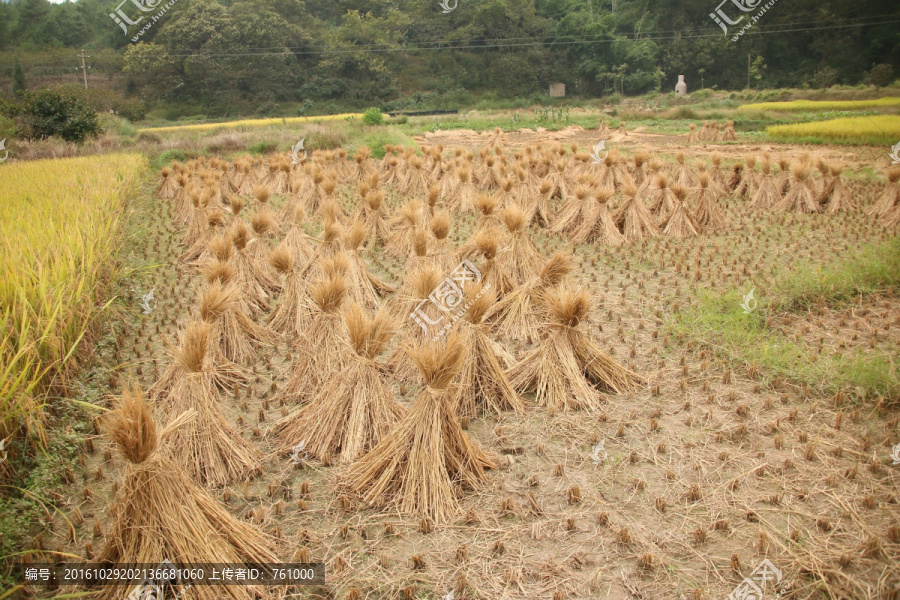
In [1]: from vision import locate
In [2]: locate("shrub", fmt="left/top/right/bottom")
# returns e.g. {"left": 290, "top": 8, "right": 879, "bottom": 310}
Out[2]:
{"left": 249, "top": 141, "right": 278, "bottom": 155}
{"left": 24, "top": 89, "right": 100, "bottom": 143}
{"left": 362, "top": 107, "right": 384, "bottom": 126}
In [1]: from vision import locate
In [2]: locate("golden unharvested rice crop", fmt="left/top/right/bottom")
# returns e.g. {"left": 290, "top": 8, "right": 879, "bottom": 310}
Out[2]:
{"left": 766, "top": 115, "right": 900, "bottom": 144}
{"left": 740, "top": 97, "right": 900, "bottom": 112}
{"left": 137, "top": 113, "right": 370, "bottom": 134}
{"left": 0, "top": 153, "right": 146, "bottom": 448}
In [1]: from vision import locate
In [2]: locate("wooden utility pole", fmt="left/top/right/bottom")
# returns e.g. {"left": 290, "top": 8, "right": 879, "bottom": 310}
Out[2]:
{"left": 78, "top": 49, "right": 90, "bottom": 89}
{"left": 588, "top": 0, "right": 593, "bottom": 20}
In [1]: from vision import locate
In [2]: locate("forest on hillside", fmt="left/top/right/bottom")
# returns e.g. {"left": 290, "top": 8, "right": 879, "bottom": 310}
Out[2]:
{"left": 0, "top": 0, "right": 898, "bottom": 113}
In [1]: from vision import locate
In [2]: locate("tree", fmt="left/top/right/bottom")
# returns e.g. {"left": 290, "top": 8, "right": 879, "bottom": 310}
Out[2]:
{"left": 12, "top": 57, "right": 27, "bottom": 95}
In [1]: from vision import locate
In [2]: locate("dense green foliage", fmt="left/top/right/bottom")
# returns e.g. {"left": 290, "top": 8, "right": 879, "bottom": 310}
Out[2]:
{"left": 1, "top": 89, "right": 101, "bottom": 142}
{"left": 362, "top": 107, "right": 385, "bottom": 125}
{"left": 0, "top": 0, "right": 897, "bottom": 114}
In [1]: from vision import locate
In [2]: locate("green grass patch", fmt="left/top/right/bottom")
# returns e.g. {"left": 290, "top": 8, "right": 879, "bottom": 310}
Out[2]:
{"left": 669, "top": 238, "right": 900, "bottom": 402}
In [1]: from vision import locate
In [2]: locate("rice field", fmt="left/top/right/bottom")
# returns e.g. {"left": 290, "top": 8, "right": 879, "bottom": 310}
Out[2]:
{"left": 740, "top": 97, "right": 900, "bottom": 112}
{"left": 3, "top": 125, "right": 900, "bottom": 600}
{"left": 766, "top": 114, "right": 900, "bottom": 145}
{"left": 137, "top": 113, "right": 372, "bottom": 135}
{"left": 0, "top": 153, "right": 146, "bottom": 452}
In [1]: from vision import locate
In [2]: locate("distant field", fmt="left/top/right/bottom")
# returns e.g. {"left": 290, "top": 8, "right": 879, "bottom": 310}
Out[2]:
{"left": 739, "top": 97, "right": 900, "bottom": 112}
{"left": 137, "top": 113, "right": 369, "bottom": 134}
{"left": 766, "top": 114, "right": 900, "bottom": 144}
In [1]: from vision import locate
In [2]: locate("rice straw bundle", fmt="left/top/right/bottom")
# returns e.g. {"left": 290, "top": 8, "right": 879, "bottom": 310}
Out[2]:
{"left": 774, "top": 156, "right": 792, "bottom": 195}
{"left": 672, "top": 152, "right": 697, "bottom": 189}
{"left": 773, "top": 163, "right": 821, "bottom": 213}
{"left": 404, "top": 155, "right": 431, "bottom": 198}
{"left": 352, "top": 145, "right": 376, "bottom": 182}
{"left": 386, "top": 200, "right": 426, "bottom": 258}
{"left": 278, "top": 275, "right": 350, "bottom": 404}
{"left": 692, "top": 172, "right": 727, "bottom": 232}
{"left": 387, "top": 263, "right": 448, "bottom": 383}
{"left": 728, "top": 163, "right": 744, "bottom": 193}
{"left": 97, "top": 387, "right": 275, "bottom": 600}
{"left": 343, "top": 330, "right": 496, "bottom": 522}
{"left": 451, "top": 165, "right": 479, "bottom": 212}
{"left": 749, "top": 158, "right": 781, "bottom": 210}
{"left": 544, "top": 158, "right": 570, "bottom": 200}
{"left": 496, "top": 204, "right": 544, "bottom": 287}
{"left": 456, "top": 193, "right": 502, "bottom": 259}
{"left": 155, "top": 321, "right": 263, "bottom": 486}
{"left": 180, "top": 208, "right": 227, "bottom": 264}
{"left": 478, "top": 154, "right": 504, "bottom": 192}
{"left": 868, "top": 168, "right": 900, "bottom": 217}
{"left": 722, "top": 120, "right": 737, "bottom": 141}
{"left": 282, "top": 205, "right": 316, "bottom": 265}
{"left": 267, "top": 244, "right": 315, "bottom": 336}
{"left": 508, "top": 286, "right": 643, "bottom": 413}
{"left": 252, "top": 185, "right": 282, "bottom": 233}
{"left": 630, "top": 152, "right": 650, "bottom": 187}
{"left": 272, "top": 304, "right": 403, "bottom": 464}
{"left": 455, "top": 284, "right": 524, "bottom": 419}
{"left": 818, "top": 163, "right": 856, "bottom": 213}
{"left": 662, "top": 185, "right": 700, "bottom": 239}
{"left": 571, "top": 188, "right": 625, "bottom": 246}
{"left": 228, "top": 220, "right": 279, "bottom": 314}
{"left": 157, "top": 167, "right": 180, "bottom": 199}
{"left": 598, "top": 119, "right": 611, "bottom": 138}
{"left": 471, "top": 229, "right": 513, "bottom": 295}
{"left": 343, "top": 222, "right": 395, "bottom": 309}
{"left": 550, "top": 184, "right": 594, "bottom": 235}
{"left": 732, "top": 155, "right": 757, "bottom": 198}
{"left": 614, "top": 180, "right": 659, "bottom": 242}
{"left": 685, "top": 123, "right": 698, "bottom": 143}
{"left": 646, "top": 174, "right": 676, "bottom": 220}
{"left": 182, "top": 189, "right": 212, "bottom": 248}
{"left": 709, "top": 154, "right": 730, "bottom": 197}
{"left": 493, "top": 176, "right": 516, "bottom": 209}
{"left": 198, "top": 281, "right": 279, "bottom": 364}
{"left": 316, "top": 182, "right": 347, "bottom": 224}
{"left": 485, "top": 251, "right": 572, "bottom": 343}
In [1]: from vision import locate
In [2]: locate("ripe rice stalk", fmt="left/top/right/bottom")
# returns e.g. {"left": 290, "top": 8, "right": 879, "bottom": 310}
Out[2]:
{"left": 867, "top": 168, "right": 900, "bottom": 217}
{"left": 613, "top": 180, "right": 659, "bottom": 242}
{"left": 692, "top": 172, "right": 727, "bottom": 232}
{"left": 662, "top": 185, "right": 700, "bottom": 239}
{"left": 485, "top": 251, "right": 573, "bottom": 343}
{"left": 508, "top": 286, "right": 643, "bottom": 413}
{"left": 571, "top": 189, "right": 625, "bottom": 246}
{"left": 455, "top": 284, "right": 524, "bottom": 419}
{"left": 97, "top": 386, "right": 275, "bottom": 600}
{"left": 277, "top": 275, "right": 350, "bottom": 404}
{"left": 342, "top": 330, "right": 496, "bottom": 522}
{"left": 272, "top": 304, "right": 404, "bottom": 464}
{"left": 496, "top": 204, "right": 545, "bottom": 287}
{"left": 773, "top": 163, "right": 821, "bottom": 213}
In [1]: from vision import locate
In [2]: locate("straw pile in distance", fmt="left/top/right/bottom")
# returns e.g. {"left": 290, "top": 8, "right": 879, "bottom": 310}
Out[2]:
{"left": 343, "top": 330, "right": 496, "bottom": 522}
{"left": 96, "top": 385, "right": 276, "bottom": 600}
{"left": 485, "top": 251, "right": 573, "bottom": 344}
{"left": 159, "top": 320, "right": 262, "bottom": 486}
{"left": 271, "top": 303, "right": 404, "bottom": 464}
{"left": 455, "top": 283, "right": 524, "bottom": 419}
{"left": 508, "top": 285, "right": 644, "bottom": 412}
